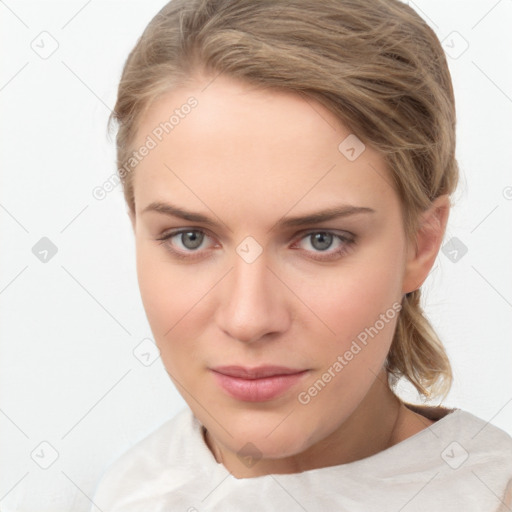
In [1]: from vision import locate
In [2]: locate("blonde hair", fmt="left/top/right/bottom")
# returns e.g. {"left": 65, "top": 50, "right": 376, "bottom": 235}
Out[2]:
{"left": 110, "top": 0, "right": 459, "bottom": 401}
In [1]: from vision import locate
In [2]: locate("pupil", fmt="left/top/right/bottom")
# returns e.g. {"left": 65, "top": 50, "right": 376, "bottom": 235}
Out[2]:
{"left": 311, "top": 232, "right": 333, "bottom": 251}
{"left": 182, "top": 231, "right": 203, "bottom": 249}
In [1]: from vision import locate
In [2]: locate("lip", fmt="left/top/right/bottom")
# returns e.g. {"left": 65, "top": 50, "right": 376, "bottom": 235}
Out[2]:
{"left": 210, "top": 365, "right": 309, "bottom": 402}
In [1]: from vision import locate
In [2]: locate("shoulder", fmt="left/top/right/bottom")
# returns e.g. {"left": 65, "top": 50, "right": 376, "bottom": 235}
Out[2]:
{"left": 410, "top": 403, "right": 512, "bottom": 462}
{"left": 112, "top": 406, "right": 195, "bottom": 470}
{"left": 431, "top": 406, "right": 512, "bottom": 451}
{"left": 413, "top": 404, "right": 512, "bottom": 506}
{"left": 440, "top": 408, "right": 512, "bottom": 509}
{"left": 91, "top": 407, "right": 204, "bottom": 509}
{"left": 446, "top": 408, "right": 512, "bottom": 468}
{"left": 362, "top": 404, "right": 512, "bottom": 510}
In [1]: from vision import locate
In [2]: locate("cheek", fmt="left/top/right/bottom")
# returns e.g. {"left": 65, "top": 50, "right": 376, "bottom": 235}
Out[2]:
{"left": 288, "top": 236, "right": 405, "bottom": 406}
{"left": 295, "top": 245, "right": 404, "bottom": 347}
{"left": 136, "top": 245, "right": 194, "bottom": 343}
{"left": 135, "top": 242, "right": 220, "bottom": 368}
{"left": 136, "top": 227, "right": 405, "bottom": 380}
{"left": 290, "top": 258, "right": 403, "bottom": 439}
{"left": 137, "top": 249, "right": 173, "bottom": 333}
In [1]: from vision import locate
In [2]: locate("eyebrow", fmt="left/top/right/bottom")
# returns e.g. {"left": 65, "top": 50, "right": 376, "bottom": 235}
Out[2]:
{"left": 141, "top": 201, "right": 376, "bottom": 229}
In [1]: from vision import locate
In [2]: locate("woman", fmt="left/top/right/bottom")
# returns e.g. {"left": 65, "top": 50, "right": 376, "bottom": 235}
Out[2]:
{"left": 92, "top": 0, "right": 512, "bottom": 509}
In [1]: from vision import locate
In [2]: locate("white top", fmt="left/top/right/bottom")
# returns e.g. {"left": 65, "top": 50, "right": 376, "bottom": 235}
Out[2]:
{"left": 92, "top": 405, "right": 512, "bottom": 512}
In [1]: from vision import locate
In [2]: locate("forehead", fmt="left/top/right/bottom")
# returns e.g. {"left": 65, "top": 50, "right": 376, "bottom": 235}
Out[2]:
{"left": 131, "top": 75, "right": 397, "bottom": 216}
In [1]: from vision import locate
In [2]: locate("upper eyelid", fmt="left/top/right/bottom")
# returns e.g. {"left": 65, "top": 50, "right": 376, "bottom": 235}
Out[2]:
{"left": 158, "top": 227, "right": 352, "bottom": 238}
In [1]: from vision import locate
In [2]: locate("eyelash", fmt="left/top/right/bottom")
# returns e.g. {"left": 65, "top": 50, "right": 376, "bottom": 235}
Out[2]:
{"left": 156, "top": 229, "right": 356, "bottom": 262}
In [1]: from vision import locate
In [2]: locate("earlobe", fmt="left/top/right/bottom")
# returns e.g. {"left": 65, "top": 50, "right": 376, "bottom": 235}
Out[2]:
{"left": 402, "top": 194, "right": 451, "bottom": 295}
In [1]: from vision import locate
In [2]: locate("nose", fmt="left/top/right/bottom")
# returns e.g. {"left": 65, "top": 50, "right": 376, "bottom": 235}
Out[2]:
{"left": 214, "top": 250, "right": 291, "bottom": 344}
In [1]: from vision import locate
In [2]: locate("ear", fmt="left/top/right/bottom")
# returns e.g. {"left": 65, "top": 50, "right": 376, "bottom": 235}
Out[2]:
{"left": 402, "top": 194, "right": 451, "bottom": 295}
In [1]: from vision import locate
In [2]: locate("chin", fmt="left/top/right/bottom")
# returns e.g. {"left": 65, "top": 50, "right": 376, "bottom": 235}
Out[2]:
{"left": 211, "top": 407, "right": 325, "bottom": 459}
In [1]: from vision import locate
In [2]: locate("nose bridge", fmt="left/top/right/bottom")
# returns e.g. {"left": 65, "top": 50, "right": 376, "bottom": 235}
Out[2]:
{"left": 232, "top": 253, "right": 271, "bottom": 307}
{"left": 215, "top": 246, "right": 289, "bottom": 343}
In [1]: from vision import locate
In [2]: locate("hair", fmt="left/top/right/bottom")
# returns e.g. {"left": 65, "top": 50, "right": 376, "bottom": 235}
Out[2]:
{"left": 109, "top": 0, "right": 459, "bottom": 401}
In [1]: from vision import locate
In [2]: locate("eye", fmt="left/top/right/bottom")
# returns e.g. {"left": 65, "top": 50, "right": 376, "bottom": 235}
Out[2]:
{"left": 156, "top": 228, "right": 355, "bottom": 262}
{"left": 156, "top": 229, "right": 216, "bottom": 259}
{"left": 292, "top": 230, "right": 355, "bottom": 261}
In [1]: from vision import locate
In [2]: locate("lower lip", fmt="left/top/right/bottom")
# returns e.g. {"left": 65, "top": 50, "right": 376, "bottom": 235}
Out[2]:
{"left": 211, "top": 370, "right": 309, "bottom": 402}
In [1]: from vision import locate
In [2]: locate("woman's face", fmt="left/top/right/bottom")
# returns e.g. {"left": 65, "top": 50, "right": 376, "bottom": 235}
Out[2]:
{"left": 130, "top": 74, "right": 414, "bottom": 465}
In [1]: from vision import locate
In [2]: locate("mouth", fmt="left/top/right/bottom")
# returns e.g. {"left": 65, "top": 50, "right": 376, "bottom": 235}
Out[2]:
{"left": 210, "top": 365, "right": 309, "bottom": 402}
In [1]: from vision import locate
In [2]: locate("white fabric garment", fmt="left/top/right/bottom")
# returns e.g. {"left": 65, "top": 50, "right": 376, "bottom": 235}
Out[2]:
{"left": 91, "top": 404, "right": 512, "bottom": 512}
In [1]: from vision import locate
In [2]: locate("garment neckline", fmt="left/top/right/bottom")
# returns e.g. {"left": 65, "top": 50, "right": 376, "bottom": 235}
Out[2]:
{"left": 194, "top": 403, "right": 461, "bottom": 480}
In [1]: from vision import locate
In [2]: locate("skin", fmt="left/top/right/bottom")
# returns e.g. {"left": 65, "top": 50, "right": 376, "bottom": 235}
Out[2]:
{"left": 128, "top": 73, "right": 450, "bottom": 478}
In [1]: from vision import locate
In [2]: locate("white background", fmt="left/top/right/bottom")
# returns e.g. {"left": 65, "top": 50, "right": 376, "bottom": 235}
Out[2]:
{"left": 0, "top": 1, "right": 511, "bottom": 510}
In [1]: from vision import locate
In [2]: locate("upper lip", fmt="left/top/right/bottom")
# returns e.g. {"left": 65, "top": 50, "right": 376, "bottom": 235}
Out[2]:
{"left": 211, "top": 365, "right": 307, "bottom": 379}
